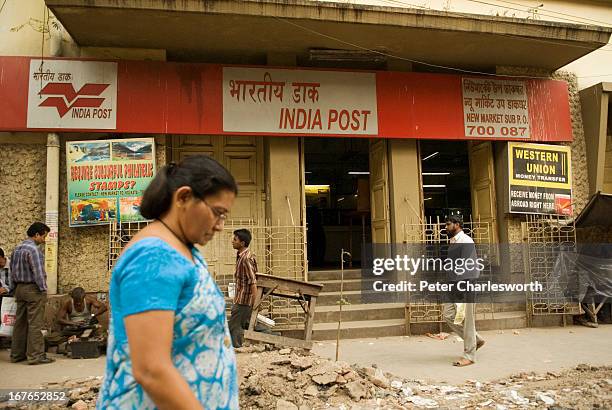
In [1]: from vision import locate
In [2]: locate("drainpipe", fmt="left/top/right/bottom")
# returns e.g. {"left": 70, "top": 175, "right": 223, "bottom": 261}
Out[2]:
{"left": 44, "top": 133, "right": 60, "bottom": 294}
{"left": 44, "top": 25, "right": 63, "bottom": 294}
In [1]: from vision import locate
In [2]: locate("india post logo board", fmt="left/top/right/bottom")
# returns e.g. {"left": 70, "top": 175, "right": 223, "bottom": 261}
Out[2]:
{"left": 508, "top": 142, "right": 572, "bottom": 216}
{"left": 27, "top": 59, "right": 117, "bottom": 129}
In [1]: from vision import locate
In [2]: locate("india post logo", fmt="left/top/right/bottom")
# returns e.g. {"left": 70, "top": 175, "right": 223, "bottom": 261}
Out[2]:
{"left": 27, "top": 60, "right": 117, "bottom": 130}
{"left": 38, "top": 82, "right": 110, "bottom": 118}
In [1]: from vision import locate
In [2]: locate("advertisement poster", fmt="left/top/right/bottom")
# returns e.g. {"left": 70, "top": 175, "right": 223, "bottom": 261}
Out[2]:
{"left": 508, "top": 142, "right": 572, "bottom": 216}
{"left": 67, "top": 138, "right": 156, "bottom": 227}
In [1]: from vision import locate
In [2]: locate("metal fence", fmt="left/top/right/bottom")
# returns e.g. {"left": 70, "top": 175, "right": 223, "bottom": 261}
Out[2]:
{"left": 108, "top": 219, "right": 308, "bottom": 330}
{"left": 402, "top": 216, "right": 494, "bottom": 324}
{"left": 524, "top": 214, "right": 581, "bottom": 316}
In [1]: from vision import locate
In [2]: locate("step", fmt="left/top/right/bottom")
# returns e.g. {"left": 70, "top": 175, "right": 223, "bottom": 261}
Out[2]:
{"left": 474, "top": 310, "right": 527, "bottom": 331}
{"left": 313, "top": 278, "right": 375, "bottom": 292}
{"left": 408, "top": 310, "right": 528, "bottom": 335}
{"left": 317, "top": 290, "right": 392, "bottom": 306}
{"left": 314, "top": 303, "right": 406, "bottom": 323}
{"left": 280, "top": 310, "right": 528, "bottom": 340}
{"left": 307, "top": 269, "right": 363, "bottom": 282}
{"left": 281, "top": 318, "right": 407, "bottom": 341}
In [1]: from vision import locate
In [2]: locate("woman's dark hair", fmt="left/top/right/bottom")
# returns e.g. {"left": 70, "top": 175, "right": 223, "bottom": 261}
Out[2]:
{"left": 27, "top": 222, "right": 51, "bottom": 238}
{"left": 140, "top": 155, "right": 238, "bottom": 220}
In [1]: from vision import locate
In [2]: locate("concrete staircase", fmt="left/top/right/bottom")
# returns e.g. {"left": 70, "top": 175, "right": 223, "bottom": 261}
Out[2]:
{"left": 288, "top": 269, "right": 529, "bottom": 340}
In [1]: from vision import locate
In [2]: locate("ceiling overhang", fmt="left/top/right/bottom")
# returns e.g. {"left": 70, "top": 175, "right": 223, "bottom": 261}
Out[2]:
{"left": 46, "top": 0, "right": 612, "bottom": 70}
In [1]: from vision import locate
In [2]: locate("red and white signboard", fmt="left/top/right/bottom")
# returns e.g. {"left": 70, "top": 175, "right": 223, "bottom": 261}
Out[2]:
{"left": 223, "top": 67, "right": 378, "bottom": 135}
{"left": 0, "top": 57, "right": 573, "bottom": 141}
{"left": 462, "top": 78, "right": 530, "bottom": 139}
{"left": 27, "top": 59, "right": 117, "bottom": 129}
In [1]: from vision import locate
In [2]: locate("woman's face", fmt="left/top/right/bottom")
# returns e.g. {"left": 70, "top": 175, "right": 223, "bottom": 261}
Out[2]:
{"left": 179, "top": 188, "right": 236, "bottom": 246}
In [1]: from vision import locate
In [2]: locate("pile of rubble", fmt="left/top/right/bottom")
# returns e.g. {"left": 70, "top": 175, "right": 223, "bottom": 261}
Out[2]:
{"left": 236, "top": 346, "right": 612, "bottom": 409}
{"left": 0, "top": 376, "right": 102, "bottom": 410}
{"left": 1, "top": 346, "right": 611, "bottom": 409}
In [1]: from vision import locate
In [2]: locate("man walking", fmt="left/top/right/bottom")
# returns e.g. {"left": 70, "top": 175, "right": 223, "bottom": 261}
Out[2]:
{"left": 10, "top": 222, "right": 54, "bottom": 365}
{"left": 443, "top": 216, "right": 485, "bottom": 367}
{"left": 228, "top": 229, "right": 258, "bottom": 348}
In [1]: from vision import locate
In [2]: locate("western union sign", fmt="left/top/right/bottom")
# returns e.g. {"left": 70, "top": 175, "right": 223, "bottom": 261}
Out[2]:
{"left": 508, "top": 142, "right": 572, "bottom": 215}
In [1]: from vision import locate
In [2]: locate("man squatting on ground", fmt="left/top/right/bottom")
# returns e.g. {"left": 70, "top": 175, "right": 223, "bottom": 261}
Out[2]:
{"left": 229, "top": 228, "right": 258, "bottom": 348}
{"left": 443, "top": 215, "right": 486, "bottom": 367}
{"left": 46, "top": 286, "right": 108, "bottom": 350}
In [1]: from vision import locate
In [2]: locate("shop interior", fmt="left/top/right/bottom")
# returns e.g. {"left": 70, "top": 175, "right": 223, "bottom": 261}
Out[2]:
{"left": 419, "top": 141, "right": 473, "bottom": 222}
{"left": 304, "top": 138, "right": 371, "bottom": 269}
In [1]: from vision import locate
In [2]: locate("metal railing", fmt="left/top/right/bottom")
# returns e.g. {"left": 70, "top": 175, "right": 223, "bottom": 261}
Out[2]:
{"left": 402, "top": 216, "right": 494, "bottom": 324}
{"left": 108, "top": 219, "right": 308, "bottom": 330}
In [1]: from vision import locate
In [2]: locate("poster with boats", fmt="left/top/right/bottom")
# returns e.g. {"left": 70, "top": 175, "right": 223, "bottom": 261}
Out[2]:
{"left": 66, "top": 138, "right": 156, "bottom": 227}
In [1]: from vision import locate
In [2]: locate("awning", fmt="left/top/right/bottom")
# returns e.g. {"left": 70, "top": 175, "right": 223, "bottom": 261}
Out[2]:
{"left": 46, "top": 0, "right": 611, "bottom": 70}
{"left": 575, "top": 192, "right": 612, "bottom": 229}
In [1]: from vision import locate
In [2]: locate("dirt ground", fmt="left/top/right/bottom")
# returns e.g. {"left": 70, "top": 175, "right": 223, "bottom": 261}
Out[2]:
{"left": 0, "top": 345, "right": 610, "bottom": 409}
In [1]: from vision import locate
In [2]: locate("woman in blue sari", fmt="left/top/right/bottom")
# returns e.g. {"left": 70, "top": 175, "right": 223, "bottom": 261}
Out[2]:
{"left": 98, "top": 155, "right": 239, "bottom": 409}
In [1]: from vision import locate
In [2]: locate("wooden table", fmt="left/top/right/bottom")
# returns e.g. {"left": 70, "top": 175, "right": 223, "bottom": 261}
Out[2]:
{"left": 244, "top": 274, "right": 324, "bottom": 350}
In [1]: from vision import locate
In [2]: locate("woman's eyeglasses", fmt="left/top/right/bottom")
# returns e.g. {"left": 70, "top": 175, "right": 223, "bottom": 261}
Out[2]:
{"left": 203, "top": 200, "right": 228, "bottom": 223}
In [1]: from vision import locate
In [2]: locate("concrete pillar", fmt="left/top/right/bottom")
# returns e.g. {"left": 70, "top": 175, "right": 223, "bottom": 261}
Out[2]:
{"left": 265, "top": 138, "right": 301, "bottom": 226}
{"left": 44, "top": 133, "right": 60, "bottom": 294}
{"left": 264, "top": 138, "right": 304, "bottom": 280}
{"left": 387, "top": 139, "right": 423, "bottom": 243}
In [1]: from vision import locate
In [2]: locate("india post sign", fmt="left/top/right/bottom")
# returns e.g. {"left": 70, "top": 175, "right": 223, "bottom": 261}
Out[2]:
{"left": 67, "top": 138, "right": 156, "bottom": 227}
{"left": 508, "top": 142, "right": 572, "bottom": 216}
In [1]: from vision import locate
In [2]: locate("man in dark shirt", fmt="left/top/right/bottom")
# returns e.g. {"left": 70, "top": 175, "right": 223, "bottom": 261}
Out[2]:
{"left": 10, "top": 222, "right": 54, "bottom": 365}
{"left": 228, "top": 229, "right": 258, "bottom": 348}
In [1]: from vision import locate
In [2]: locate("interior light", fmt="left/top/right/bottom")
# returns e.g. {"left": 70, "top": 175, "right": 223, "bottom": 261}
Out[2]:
{"left": 348, "top": 171, "right": 370, "bottom": 175}
{"left": 422, "top": 152, "right": 439, "bottom": 161}
{"left": 422, "top": 172, "right": 450, "bottom": 176}
{"left": 337, "top": 197, "right": 345, "bottom": 202}
{"left": 424, "top": 197, "right": 433, "bottom": 201}
{"left": 305, "top": 184, "right": 330, "bottom": 194}
{"left": 423, "top": 184, "right": 446, "bottom": 188}
{"left": 305, "top": 171, "right": 313, "bottom": 174}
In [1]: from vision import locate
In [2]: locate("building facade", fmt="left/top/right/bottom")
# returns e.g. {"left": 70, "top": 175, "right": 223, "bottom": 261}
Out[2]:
{"left": 0, "top": 0, "right": 610, "bottom": 335}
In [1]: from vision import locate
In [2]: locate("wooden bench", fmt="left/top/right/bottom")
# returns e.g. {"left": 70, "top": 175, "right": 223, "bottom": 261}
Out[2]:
{"left": 245, "top": 274, "right": 323, "bottom": 350}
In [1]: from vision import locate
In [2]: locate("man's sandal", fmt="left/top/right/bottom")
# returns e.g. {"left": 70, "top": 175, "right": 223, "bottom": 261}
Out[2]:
{"left": 452, "top": 358, "right": 474, "bottom": 367}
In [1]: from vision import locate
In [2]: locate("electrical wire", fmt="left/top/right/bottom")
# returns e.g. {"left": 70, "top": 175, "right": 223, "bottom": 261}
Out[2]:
{"left": 462, "top": 0, "right": 612, "bottom": 28}
{"left": 273, "top": 15, "right": 609, "bottom": 78}
{"left": 466, "top": 0, "right": 612, "bottom": 28}
{"left": 382, "top": 0, "right": 612, "bottom": 52}
{"left": 354, "top": 0, "right": 612, "bottom": 51}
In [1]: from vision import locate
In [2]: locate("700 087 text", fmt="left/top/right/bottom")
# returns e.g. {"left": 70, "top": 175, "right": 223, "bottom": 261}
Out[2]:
{"left": 466, "top": 125, "right": 528, "bottom": 137}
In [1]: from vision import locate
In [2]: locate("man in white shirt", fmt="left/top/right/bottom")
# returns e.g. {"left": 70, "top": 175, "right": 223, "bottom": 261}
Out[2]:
{"left": 442, "top": 216, "right": 485, "bottom": 367}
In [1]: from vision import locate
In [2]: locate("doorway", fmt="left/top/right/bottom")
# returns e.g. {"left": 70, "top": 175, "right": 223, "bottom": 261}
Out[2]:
{"left": 419, "top": 141, "right": 472, "bottom": 221}
{"left": 304, "top": 138, "right": 372, "bottom": 269}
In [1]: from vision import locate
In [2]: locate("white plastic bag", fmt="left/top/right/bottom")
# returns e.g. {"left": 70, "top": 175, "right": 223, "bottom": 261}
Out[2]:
{"left": 227, "top": 283, "right": 236, "bottom": 299}
{"left": 0, "top": 297, "right": 17, "bottom": 337}
{"left": 454, "top": 303, "right": 466, "bottom": 325}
